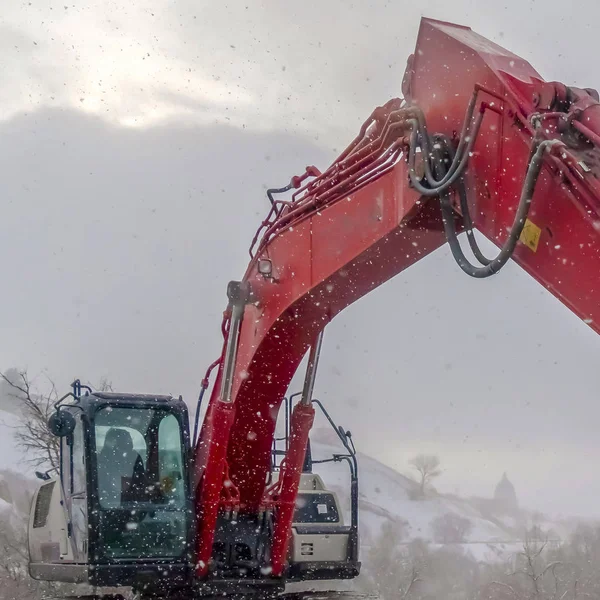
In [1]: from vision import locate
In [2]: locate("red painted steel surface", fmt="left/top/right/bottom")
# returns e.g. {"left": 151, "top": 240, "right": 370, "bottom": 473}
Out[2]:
{"left": 406, "top": 19, "right": 600, "bottom": 329}
{"left": 194, "top": 17, "right": 600, "bottom": 577}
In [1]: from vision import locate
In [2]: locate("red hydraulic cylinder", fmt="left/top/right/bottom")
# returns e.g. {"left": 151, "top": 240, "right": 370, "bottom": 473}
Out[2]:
{"left": 194, "top": 281, "right": 248, "bottom": 578}
{"left": 194, "top": 398, "right": 236, "bottom": 578}
{"left": 270, "top": 400, "right": 315, "bottom": 577}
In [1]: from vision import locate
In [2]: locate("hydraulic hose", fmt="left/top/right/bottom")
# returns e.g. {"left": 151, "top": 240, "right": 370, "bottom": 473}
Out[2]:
{"left": 407, "top": 111, "right": 486, "bottom": 197}
{"left": 436, "top": 138, "right": 561, "bottom": 278}
{"left": 266, "top": 183, "right": 294, "bottom": 206}
{"left": 413, "top": 90, "right": 479, "bottom": 188}
{"left": 404, "top": 93, "right": 561, "bottom": 278}
{"left": 434, "top": 133, "right": 492, "bottom": 267}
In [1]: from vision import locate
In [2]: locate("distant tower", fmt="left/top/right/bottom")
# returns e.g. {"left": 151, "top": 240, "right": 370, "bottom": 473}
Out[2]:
{"left": 494, "top": 472, "right": 518, "bottom": 513}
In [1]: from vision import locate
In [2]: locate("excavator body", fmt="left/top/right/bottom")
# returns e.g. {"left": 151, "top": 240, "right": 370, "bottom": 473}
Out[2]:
{"left": 28, "top": 385, "right": 358, "bottom": 598}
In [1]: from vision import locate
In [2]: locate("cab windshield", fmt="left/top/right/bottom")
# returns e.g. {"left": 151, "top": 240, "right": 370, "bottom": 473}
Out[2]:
{"left": 94, "top": 405, "right": 188, "bottom": 559}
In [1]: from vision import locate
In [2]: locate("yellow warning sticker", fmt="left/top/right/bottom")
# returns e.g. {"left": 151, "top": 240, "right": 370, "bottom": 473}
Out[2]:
{"left": 520, "top": 218, "right": 541, "bottom": 252}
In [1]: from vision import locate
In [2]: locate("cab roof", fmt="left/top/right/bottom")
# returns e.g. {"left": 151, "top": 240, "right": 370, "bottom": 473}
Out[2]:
{"left": 92, "top": 392, "right": 175, "bottom": 402}
{"left": 64, "top": 391, "right": 185, "bottom": 416}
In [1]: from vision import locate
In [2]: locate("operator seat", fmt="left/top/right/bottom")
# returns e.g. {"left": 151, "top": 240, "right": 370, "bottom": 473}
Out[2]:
{"left": 97, "top": 428, "right": 146, "bottom": 505}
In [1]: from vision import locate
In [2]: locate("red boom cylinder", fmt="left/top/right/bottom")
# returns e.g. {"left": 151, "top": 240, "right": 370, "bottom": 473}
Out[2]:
{"left": 270, "top": 402, "right": 315, "bottom": 577}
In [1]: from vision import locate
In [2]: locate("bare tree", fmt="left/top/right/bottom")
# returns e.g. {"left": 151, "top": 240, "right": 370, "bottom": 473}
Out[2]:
{"left": 478, "top": 536, "right": 584, "bottom": 600}
{"left": 0, "top": 369, "right": 60, "bottom": 471}
{"left": 409, "top": 454, "right": 441, "bottom": 497}
{"left": 94, "top": 376, "right": 114, "bottom": 392}
{"left": 431, "top": 512, "right": 473, "bottom": 544}
{"left": 362, "top": 520, "right": 427, "bottom": 600}
{"left": 0, "top": 369, "right": 114, "bottom": 473}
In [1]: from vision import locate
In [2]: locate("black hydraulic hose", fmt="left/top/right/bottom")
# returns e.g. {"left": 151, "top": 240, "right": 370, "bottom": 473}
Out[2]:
{"left": 414, "top": 90, "right": 479, "bottom": 188}
{"left": 438, "top": 139, "right": 561, "bottom": 278}
{"left": 456, "top": 177, "right": 493, "bottom": 266}
{"left": 433, "top": 133, "right": 492, "bottom": 267}
{"left": 192, "top": 385, "right": 208, "bottom": 446}
{"left": 266, "top": 182, "right": 294, "bottom": 206}
{"left": 407, "top": 92, "right": 559, "bottom": 279}
{"left": 408, "top": 111, "right": 486, "bottom": 196}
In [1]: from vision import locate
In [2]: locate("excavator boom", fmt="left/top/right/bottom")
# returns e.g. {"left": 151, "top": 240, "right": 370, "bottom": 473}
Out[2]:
{"left": 194, "top": 16, "right": 600, "bottom": 578}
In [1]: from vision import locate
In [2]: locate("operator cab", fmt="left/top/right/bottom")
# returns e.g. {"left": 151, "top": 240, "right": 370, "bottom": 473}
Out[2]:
{"left": 28, "top": 384, "right": 192, "bottom": 589}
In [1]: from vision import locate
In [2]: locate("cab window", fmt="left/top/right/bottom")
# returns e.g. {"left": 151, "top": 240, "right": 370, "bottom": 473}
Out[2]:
{"left": 294, "top": 493, "right": 340, "bottom": 524}
{"left": 60, "top": 410, "right": 85, "bottom": 495}
{"left": 93, "top": 406, "right": 188, "bottom": 558}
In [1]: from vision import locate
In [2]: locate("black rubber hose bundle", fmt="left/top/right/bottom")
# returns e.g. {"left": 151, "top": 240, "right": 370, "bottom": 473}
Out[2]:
{"left": 407, "top": 115, "right": 559, "bottom": 278}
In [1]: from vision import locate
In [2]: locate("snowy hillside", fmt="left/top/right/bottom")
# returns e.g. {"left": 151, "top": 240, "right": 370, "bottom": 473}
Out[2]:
{"left": 311, "top": 441, "right": 508, "bottom": 538}
{"left": 307, "top": 427, "right": 565, "bottom": 563}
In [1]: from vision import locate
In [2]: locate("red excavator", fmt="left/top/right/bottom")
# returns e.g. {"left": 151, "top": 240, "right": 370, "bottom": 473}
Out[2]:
{"left": 27, "top": 17, "right": 600, "bottom": 600}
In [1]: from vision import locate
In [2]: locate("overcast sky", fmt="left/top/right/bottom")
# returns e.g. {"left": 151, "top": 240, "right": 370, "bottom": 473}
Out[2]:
{"left": 2, "top": 0, "right": 600, "bottom": 518}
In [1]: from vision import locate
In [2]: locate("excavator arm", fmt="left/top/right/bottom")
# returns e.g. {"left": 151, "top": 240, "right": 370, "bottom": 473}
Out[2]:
{"left": 194, "top": 17, "right": 600, "bottom": 580}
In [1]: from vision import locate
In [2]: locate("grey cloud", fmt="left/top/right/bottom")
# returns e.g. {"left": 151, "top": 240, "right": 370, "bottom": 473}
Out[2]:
{"left": 0, "top": 107, "right": 330, "bottom": 396}
{"left": 5, "top": 1, "right": 600, "bottom": 141}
